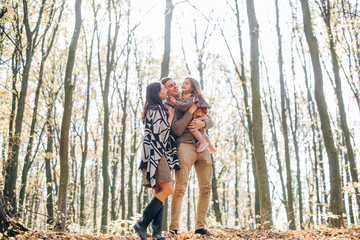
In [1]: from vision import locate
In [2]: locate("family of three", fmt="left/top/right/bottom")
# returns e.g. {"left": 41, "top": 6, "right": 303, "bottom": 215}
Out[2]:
{"left": 133, "top": 77, "right": 215, "bottom": 240}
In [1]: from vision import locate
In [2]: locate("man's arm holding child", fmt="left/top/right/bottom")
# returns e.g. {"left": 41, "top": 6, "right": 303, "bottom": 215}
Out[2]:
{"left": 171, "top": 103, "right": 197, "bottom": 136}
{"left": 188, "top": 115, "right": 214, "bottom": 131}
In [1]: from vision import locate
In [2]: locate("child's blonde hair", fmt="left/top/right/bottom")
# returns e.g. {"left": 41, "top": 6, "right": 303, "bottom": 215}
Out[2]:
{"left": 184, "top": 77, "right": 203, "bottom": 98}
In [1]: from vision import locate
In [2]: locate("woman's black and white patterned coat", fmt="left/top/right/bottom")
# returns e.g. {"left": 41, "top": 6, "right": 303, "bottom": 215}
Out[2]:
{"left": 140, "top": 105, "right": 179, "bottom": 188}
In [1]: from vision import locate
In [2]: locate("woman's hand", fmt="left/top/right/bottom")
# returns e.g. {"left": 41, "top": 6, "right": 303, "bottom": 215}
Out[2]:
{"left": 166, "top": 105, "right": 175, "bottom": 126}
{"left": 153, "top": 183, "right": 161, "bottom": 194}
{"left": 167, "top": 105, "right": 175, "bottom": 117}
{"left": 170, "top": 97, "right": 177, "bottom": 105}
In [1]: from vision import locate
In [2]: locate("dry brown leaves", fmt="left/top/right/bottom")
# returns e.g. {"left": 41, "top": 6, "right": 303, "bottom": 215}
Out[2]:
{"left": 3, "top": 226, "right": 360, "bottom": 240}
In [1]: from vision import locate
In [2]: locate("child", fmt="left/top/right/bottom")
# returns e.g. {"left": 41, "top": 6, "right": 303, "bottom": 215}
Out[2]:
{"left": 171, "top": 77, "right": 215, "bottom": 153}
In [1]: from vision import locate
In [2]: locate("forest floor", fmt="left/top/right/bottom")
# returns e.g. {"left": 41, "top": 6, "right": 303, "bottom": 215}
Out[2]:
{"left": 3, "top": 226, "right": 360, "bottom": 240}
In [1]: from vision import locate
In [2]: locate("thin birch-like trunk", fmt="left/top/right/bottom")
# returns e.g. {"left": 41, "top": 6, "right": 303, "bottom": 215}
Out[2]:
{"left": 275, "top": 0, "right": 295, "bottom": 229}
{"left": 54, "top": 0, "right": 82, "bottom": 231}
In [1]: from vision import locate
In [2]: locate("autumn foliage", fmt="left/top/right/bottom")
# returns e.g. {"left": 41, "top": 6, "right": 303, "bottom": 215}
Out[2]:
{"left": 3, "top": 227, "right": 360, "bottom": 240}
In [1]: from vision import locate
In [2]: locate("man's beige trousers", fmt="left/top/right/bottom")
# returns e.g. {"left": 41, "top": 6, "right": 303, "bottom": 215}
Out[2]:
{"left": 169, "top": 143, "right": 213, "bottom": 231}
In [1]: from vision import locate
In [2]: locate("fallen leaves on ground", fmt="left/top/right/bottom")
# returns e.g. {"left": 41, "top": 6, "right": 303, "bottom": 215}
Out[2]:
{"left": 3, "top": 226, "right": 360, "bottom": 239}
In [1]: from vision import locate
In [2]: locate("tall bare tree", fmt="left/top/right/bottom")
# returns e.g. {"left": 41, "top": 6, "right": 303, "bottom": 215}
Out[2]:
{"left": 5, "top": 1, "right": 22, "bottom": 218}
{"left": 289, "top": 4, "right": 304, "bottom": 227}
{"left": 92, "top": 129, "right": 100, "bottom": 233}
{"left": 275, "top": 0, "right": 295, "bottom": 229}
{"left": 80, "top": 0, "right": 98, "bottom": 227}
{"left": 160, "top": 0, "right": 173, "bottom": 79}
{"left": 54, "top": 0, "right": 82, "bottom": 231}
{"left": 44, "top": 75, "right": 60, "bottom": 228}
{"left": 99, "top": 0, "right": 121, "bottom": 232}
{"left": 18, "top": 0, "right": 65, "bottom": 219}
{"left": 130, "top": 39, "right": 147, "bottom": 219}
{"left": 234, "top": 0, "right": 260, "bottom": 222}
{"left": 300, "top": 0, "right": 343, "bottom": 227}
{"left": 4, "top": 0, "right": 46, "bottom": 215}
{"left": 222, "top": 0, "right": 260, "bottom": 221}
{"left": 319, "top": 0, "right": 360, "bottom": 218}
{"left": 296, "top": 22, "right": 328, "bottom": 223}
{"left": 246, "top": 0, "right": 272, "bottom": 229}
{"left": 159, "top": 0, "right": 174, "bottom": 230}
{"left": 262, "top": 79, "right": 288, "bottom": 220}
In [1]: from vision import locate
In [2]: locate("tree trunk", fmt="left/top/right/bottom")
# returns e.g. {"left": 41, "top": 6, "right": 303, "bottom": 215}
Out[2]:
{"left": 306, "top": 143, "right": 315, "bottom": 226}
{"left": 129, "top": 44, "right": 144, "bottom": 220}
{"left": 68, "top": 140, "right": 77, "bottom": 223}
{"left": 234, "top": 136, "right": 240, "bottom": 226}
{"left": 275, "top": 0, "right": 295, "bottom": 229}
{"left": 246, "top": 0, "right": 272, "bottom": 229}
{"left": 289, "top": 4, "right": 304, "bottom": 229}
{"left": 160, "top": 0, "right": 173, "bottom": 78}
{"left": 321, "top": 0, "right": 360, "bottom": 219}
{"left": 0, "top": 191, "right": 28, "bottom": 237}
{"left": 300, "top": 0, "right": 343, "bottom": 227}
{"left": 80, "top": 3, "right": 96, "bottom": 226}
{"left": 7, "top": 52, "right": 18, "bottom": 214}
{"left": 263, "top": 87, "right": 288, "bottom": 219}
{"left": 246, "top": 158, "right": 253, "bottom": 227}
{"left": 160, "top": 0, "right": 173, "bottom": 230}
{"left": 32, "top": 185, "right": 40, "bottom": 227}
{"left": 339, "top": 134, "right": 348, "bottom": 225}
{"left": 187, "top": 183, "right": 191, "bottom": 231}
{"left": 18, "top": 0, "right": 63, "bottom": 219}
{"left": 100, "top": 64, "right": 111, "bottom": 233}
{"left": 45, "top": 95, "right": 55, "bottom": 228}
{"left": 211, "top": 155, "right": 222, "bottom": 224}
{"left": 54, "top": 0, "right": 82, "bottom": 231}
{"left": 222, "top": 181, "right": 227, "bottom": 225}
{"left": 110, "top": 133, "right": 119, "bottom": 221}
{"left": 4, "top": 0, "right": 46, "bottom": 215}
{"left": 234, "top": 0, "right": 260, "bottom": 221}
{"left": 100, "top": 0, "right": 120, "bottom": 231}
{"left": 299, "top": 35, "right": 326, "bottom": 223}
{"left": 7, "top": 9, "right": 22, "bottom": 196}
{"left": 143, "top": 189, "right": 149, "bottom": 211}
{"left": 120, "top": 19, "right": 131, "bottom": 220}
{"left": 18, "top": 46, "right": 45, "bottom": 218}
{"left": 127, "top": 109, "right": 138, "bottom": 219}
{"left": 344, "top": 145, "right": 355, "bottom": 224}
{"left": 93, "top": 138, "right": 99, "bottom": 233}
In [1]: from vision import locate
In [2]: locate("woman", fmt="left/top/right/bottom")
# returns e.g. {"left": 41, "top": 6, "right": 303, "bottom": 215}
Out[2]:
{"left": 134, "top": 82, "right": 179, "bottom": 240}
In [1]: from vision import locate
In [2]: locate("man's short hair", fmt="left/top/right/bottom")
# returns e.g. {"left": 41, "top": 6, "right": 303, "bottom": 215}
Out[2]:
{"left": 160, "top": 77, "right": 172, "bottom": 85}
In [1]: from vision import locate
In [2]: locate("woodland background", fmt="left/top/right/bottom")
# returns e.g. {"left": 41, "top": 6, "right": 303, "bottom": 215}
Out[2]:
{"left": 0, "top": 0, "right": 359, "bottom": 236}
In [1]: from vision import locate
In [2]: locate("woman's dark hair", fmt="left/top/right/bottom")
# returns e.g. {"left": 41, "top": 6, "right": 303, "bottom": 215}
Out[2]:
{"left": 142, "top": 82, "right": 166, "bottom": 122}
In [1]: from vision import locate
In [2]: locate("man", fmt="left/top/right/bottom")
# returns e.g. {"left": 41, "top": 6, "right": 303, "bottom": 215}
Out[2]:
{"left": 161, "top": 77, "right": 214, "bottom": 237}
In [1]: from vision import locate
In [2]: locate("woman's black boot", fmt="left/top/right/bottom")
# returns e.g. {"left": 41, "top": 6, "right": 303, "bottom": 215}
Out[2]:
{"left": 152, "top": 205, "right": 167, "bottom": 240}
{"left": 134, "top": 197, "right": 163, "bottom": 240}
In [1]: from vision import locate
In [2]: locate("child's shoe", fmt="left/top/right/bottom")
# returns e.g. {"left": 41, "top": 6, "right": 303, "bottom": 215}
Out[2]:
{"left": 196, "top": 142, "right": 208, "bottom": 152}
{"left": 208, "top": 144, "right": 216, "bottom": 154}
